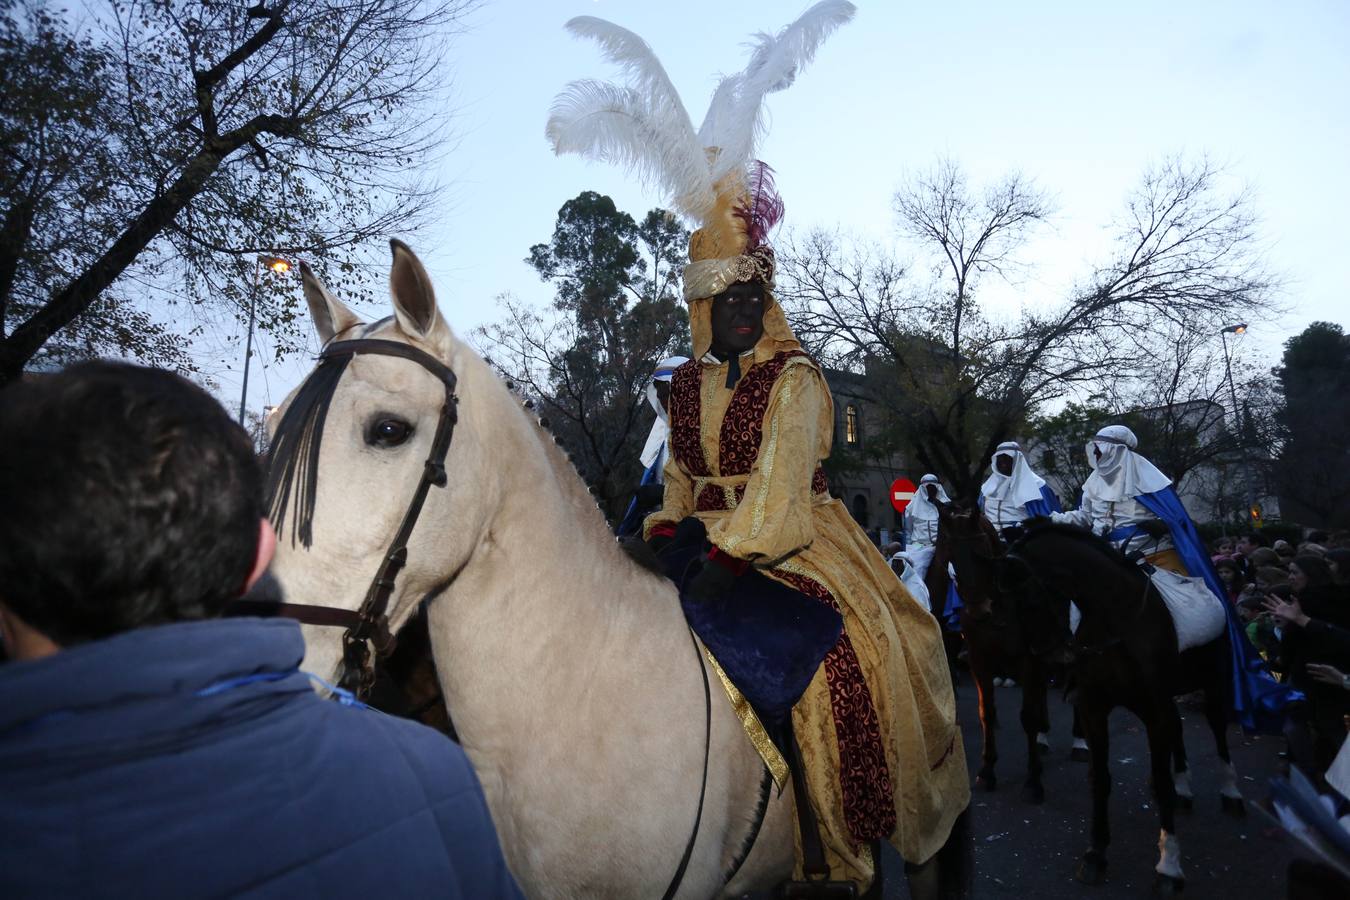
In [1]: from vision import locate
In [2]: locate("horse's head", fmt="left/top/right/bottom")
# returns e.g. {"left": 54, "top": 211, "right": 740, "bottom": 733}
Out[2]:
{"left": 936, "top": 502, "right": 1002, "bottom": 611}
{"left": 998, "top": 528, "right": 1077, "bottom": 661}
{"left": 265, "top": 241, "right": 524, "bottom": 685}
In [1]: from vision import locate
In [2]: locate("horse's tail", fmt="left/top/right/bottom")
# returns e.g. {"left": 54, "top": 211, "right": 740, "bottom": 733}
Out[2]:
{"left": 934, "top": 804, "right": 974, "bottom": 899}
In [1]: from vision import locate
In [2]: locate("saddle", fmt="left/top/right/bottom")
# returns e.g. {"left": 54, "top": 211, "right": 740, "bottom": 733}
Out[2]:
{"left": 655, "top": 518, "right": 843, "bottom": 727}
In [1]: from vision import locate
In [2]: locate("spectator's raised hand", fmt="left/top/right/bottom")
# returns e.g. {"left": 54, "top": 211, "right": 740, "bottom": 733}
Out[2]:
{"left": 1306, "top": 663, "right": 1350, "bottom": 691}
{"left": 1262, "top": 595, "right": 1311, "bottom": 628}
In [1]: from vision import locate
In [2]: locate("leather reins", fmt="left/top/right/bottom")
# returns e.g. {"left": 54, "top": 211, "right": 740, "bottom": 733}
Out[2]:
{"left": 234, "top": 338, "right": 459, "bottom": 696}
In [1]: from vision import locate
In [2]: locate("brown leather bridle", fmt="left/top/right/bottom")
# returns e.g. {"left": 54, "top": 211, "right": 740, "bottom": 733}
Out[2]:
{"left": 234, "top": 338, "right": 459, "bottom": 697}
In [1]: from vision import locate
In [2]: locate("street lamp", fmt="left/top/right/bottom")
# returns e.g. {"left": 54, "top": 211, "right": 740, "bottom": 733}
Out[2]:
{"left": 239, "top": 255, "right": 291, "bottom": 424}
{"left": 1219, "top": 323, "right": 1250, "bottom": 526}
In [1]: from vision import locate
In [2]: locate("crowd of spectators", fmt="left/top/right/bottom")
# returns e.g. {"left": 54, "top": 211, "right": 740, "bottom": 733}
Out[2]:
{"left": 1212, "top": 531, "right": 1350, "bottom": 780}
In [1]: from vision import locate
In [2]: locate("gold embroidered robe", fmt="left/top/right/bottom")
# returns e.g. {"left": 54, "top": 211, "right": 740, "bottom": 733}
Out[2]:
{"left": 646, "top": 344, "right": 969, "bottom": 887}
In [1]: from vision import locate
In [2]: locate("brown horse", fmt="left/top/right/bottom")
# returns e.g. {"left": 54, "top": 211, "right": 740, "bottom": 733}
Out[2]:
{"left": 932, "top": 504, "right": 1053, "bottom": 804}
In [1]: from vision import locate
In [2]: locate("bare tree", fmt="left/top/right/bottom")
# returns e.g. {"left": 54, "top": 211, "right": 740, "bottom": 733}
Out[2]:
{"left": 780, "top": 156, "right": 1278, "bottom": 500}
{"left": 0, "top": 0, "right": 474, "bottom": 383}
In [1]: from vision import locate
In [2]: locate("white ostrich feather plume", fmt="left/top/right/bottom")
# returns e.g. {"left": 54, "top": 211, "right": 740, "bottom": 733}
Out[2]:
{"left": 546, "top": 2, "right": 856, "bottom": 223}
{"left": 699, "top": 1, "right": 856, "bottom": 185}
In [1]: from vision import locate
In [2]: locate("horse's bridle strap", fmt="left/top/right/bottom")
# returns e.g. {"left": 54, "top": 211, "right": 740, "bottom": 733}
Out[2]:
{"left": 249, "top": 338, "right": 459, "bottom": 697}
{"left": 229, "top": 599, "right": 365, "bottom": 630}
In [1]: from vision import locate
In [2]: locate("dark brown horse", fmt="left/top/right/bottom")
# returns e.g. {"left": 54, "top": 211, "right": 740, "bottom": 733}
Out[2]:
{"left": 932, "top": 504, "right": 1053, "bottom": 804}
{"left": 986, "top": 519, "right": 1244, "bottom": 892}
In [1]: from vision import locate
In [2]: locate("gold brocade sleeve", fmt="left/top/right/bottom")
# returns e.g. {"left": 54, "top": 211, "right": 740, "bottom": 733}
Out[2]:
{"left": 708, "top": 362, "right": 829, "bottom": 563}
{"left": 643, "top": 452, "right": 695, "bottom": 540}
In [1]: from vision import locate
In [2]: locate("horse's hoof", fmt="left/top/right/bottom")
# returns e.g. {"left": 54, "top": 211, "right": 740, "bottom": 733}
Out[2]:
{"left": 1154, "top": 873, "right": 1186, "bottom": 894}
{"left": 1071, "top": 747, "right": 1091, "bottom": 763}
{"left": 1076, "top": 854, "right": 1108, "bottom": 885}
{"left": 1175, "top": 794, "right": 1193, "bottom": 812}
{"left": 976, "top": 772, "right": 998, "bottom": 792}
{"left": 1022, "top": 782, "right": 1045, "bottom": 805}
{"left": 1220, "top": 795, "right": 1246, "bottom": 817}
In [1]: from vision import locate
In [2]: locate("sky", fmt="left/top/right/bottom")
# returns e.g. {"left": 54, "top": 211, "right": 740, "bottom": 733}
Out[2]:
{"left": 219, "top": 0, "right": 1350, "bottom": 418}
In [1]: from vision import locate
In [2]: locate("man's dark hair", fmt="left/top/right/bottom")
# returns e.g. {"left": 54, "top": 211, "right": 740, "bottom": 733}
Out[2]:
{"left": 0, "top": 362, "right": 263, "bottom": 645}
{"left": 1239, "top": 531, "right": 1267, "bottom": 548}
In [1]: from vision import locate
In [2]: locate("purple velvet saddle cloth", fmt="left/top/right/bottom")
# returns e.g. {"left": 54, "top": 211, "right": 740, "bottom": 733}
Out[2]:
{"left": 658, "top": 518, "right": 843, "bottom": 725}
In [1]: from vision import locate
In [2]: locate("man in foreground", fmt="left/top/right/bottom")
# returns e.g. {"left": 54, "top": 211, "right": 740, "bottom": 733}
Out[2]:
{"left": 0, "top": 362, "right": 521, "bottom": 898}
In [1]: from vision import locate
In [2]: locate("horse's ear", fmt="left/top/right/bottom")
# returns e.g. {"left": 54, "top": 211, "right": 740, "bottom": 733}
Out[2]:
{"left": 388, "top": 239, "right": 447, "bottom": 346}
{"left": 299, "top": 261, "right": 362, "bottom": 345}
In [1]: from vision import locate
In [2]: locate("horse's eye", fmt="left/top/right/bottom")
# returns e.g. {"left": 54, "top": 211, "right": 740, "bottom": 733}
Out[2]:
{"left": 367, "top": 417, "right": 413, "bottom": 448}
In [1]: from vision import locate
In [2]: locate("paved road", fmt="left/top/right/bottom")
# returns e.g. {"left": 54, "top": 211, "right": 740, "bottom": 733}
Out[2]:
{"left": 874, "top": 675, "right": 1298, "bottom": 898}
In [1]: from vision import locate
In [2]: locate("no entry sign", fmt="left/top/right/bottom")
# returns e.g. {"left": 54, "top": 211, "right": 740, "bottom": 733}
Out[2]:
{"left": 890, "top": 477, "right": 917, "bottom": 514}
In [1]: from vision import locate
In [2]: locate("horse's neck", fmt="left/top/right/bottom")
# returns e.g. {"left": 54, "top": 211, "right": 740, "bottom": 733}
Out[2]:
{"left": 429, "top": 375, "right": 688, "bottom": 761}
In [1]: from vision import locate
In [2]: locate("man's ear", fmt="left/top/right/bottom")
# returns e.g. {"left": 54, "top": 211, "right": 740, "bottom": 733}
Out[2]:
{"left": 242, "top": 518, "right": 277, "bottom": 596}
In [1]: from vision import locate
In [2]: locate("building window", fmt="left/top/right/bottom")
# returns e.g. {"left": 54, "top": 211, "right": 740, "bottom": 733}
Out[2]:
{"left": 852, "top": 494, "right": 869, "bottom": 526}
{"left": 845, "top": 404, "right": 860, "bottom": 446}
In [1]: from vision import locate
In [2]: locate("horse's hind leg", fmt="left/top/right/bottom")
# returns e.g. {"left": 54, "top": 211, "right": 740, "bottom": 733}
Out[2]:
{"left": 1169, "top": 703, "right": 1193, "bottom": 811}
{"left": 1019, "top": 653, "right": 1048, "bottom": 804}
{"left": 1145, "top": 698, "right": 1185, "bottom": 893}
{"left": 1075, "top": 703, "right": 1112, "bottom": 885}
{"left": 1202, "top": 658, "right": 1246, "bottom": 816}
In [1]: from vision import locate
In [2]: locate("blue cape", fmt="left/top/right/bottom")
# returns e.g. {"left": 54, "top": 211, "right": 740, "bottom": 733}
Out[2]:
{"left": 1136, "top": 486, "right": 1302, "bottom": 734}
{"left": 616, "top": 457, "right": 662, "bottom": 537}
{"left": 977, "top": 483, "right": 1062, "bottom": 518}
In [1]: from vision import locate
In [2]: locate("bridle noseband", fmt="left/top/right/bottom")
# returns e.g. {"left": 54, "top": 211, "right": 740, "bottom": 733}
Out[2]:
{"left": 235, "top": 338, "right": 459, "bottom": 696}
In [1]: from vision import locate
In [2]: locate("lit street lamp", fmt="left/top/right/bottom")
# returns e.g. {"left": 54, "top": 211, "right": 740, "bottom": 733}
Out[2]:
{"left": 239, "top": 255, "right": 291, "bottom": 425}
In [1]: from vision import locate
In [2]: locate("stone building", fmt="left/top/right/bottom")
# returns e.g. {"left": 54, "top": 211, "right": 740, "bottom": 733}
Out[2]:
{"left": 823, "top": 368, "right": 913, "bottom": 537}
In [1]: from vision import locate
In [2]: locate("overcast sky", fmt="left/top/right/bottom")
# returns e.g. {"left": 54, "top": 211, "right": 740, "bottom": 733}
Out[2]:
{"left": 220, "top": 0, "right": 1350, "bottom": 417}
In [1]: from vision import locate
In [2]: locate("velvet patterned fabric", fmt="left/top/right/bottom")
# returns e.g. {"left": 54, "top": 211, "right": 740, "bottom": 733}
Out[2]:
{"left": 658, "top": 519, "right": 843, "bottom": 724}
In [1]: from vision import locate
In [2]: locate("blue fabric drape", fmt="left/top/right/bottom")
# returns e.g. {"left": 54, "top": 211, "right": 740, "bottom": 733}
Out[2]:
{"left": 616, "top": 458, "right": 662, "bottom": 537}
{"left": 1025, "top": 484, "right": 1062, "bottom": 517}
{"left": 1136, "top": 486, "right": 1302, "bottom": 734}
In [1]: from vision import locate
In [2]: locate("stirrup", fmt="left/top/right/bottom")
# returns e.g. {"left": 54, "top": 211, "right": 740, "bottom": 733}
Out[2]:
{"left": 775, "top": 723, "right": 859, "bottom": 900}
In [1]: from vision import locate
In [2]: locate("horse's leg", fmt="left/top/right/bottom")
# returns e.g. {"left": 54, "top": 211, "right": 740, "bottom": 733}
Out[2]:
{"left": 1076, "top": 703, "right": 1112, "bottom": 885}
{"left": 1145, "top": 698, "right": 1185, "bottom": 894}
{"left": 969, "top": 639, "right": 999, "bottom": 792}
{"left": 1070, "top": 706, "right": 1090, "bottom": 762}
{"left": 1169, "top": 703, "right": 1193, "bottom": 811}
{"left": 1202, "top": 655, "right": 1246, "bottom": 816}
{"left": 1019, "top": 653, "right": 1048, "bottom": 804}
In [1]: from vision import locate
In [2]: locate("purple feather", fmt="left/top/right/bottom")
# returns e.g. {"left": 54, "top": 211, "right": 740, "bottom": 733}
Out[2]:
{"left": 735, "top": 160, "right": 786, "bottom": 250}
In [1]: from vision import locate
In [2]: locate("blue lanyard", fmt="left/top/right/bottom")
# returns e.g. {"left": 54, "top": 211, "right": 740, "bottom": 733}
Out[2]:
{"left": 195, "top": 668, "right": 369, "bottom": 709}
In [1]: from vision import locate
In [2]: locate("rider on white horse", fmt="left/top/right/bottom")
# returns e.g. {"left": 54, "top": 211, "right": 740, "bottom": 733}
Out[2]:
{"left": 979, "top": 441, "right": 1061, "bottom": 534}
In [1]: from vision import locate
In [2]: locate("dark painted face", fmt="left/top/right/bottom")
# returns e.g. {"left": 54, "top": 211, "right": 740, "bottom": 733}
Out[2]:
{"left": 709, "top": 281, "right": 766, "bottom": 359}
{"left": 653, "top": 379, "right": 671, "bottom": 416}
{"left": 924, "top": 483, "right": 938, "bottom": 501}
{"left": 995, "top": 453, "right": 1015, "bottom": 476}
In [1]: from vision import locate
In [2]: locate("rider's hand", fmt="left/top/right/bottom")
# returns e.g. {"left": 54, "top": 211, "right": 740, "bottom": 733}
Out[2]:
{"left": 686, "top": 553, "right": 740, "bottom": 603}
{"left": 1137, "top": 519, "right": 1169, "bottom": 539}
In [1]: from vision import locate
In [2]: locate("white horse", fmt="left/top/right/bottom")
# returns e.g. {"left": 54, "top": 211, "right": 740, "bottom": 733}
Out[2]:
{"left": 267, "top": 241, "right": 796, "bottom": 898}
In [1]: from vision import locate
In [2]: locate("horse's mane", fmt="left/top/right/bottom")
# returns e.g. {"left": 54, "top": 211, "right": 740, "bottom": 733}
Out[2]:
{"left": 1008, "top": 520, "right": 1143, "bottom": 577}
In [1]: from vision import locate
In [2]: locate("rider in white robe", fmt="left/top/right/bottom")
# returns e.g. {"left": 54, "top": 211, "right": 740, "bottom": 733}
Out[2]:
{"left": 1051, "top": 425, "right": 1224, "bottom": 650}
{"left": 979, "top": 441, "right": 1059, "bottom": 533}
{"left": 903, "top": 473, "right": 950, "bottom": 581}
{"left": 1051, "top": 425, "right": 1172, "bottom": 554}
